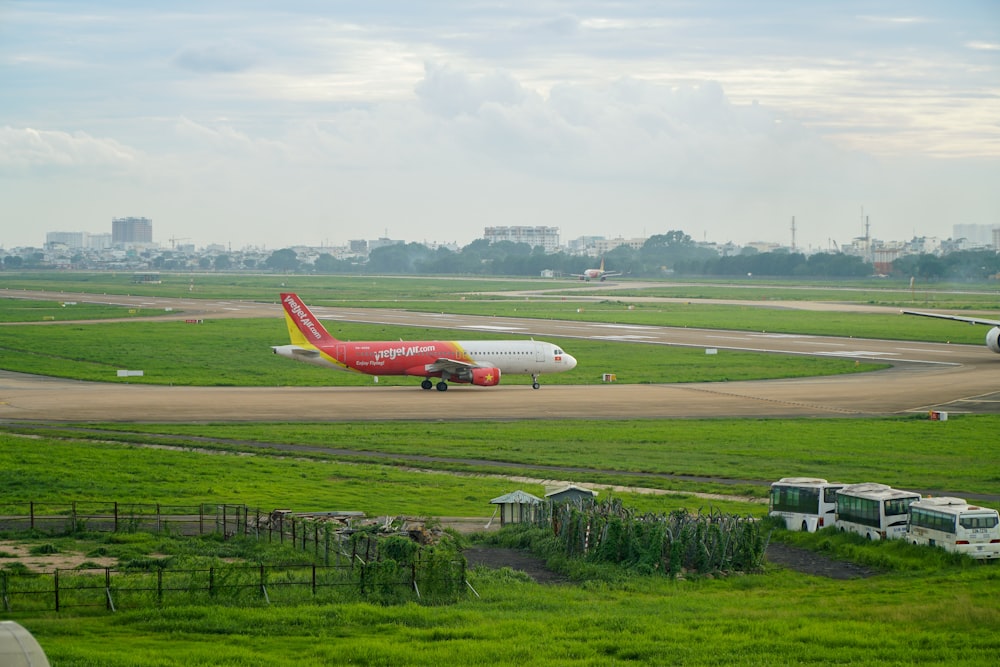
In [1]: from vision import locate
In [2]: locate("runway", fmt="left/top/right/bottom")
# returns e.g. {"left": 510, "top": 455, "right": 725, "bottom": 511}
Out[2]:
{"left": 1, "top": 290, "right": 998, "bottom": 422}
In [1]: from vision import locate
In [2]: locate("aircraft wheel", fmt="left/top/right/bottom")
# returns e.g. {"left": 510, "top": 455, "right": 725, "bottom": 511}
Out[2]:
{"left": 421, "top": 379, "right": 433, "bottom": 390}
{"left": 532, "top": 382, "right": 540, "bottom": 390}
{"left": 436, "top": 382, "right": 448, "bottom": 391}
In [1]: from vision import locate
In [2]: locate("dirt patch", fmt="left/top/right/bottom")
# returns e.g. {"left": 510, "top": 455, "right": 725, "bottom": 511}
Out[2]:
{"left": 463, "top": 542, "right": 877, "bottom": 583}
{"left": 765, "top": 542, "right": 877, "bottom": 579}
{"left": 0, "top": 540, "right": 116, "bottom": 572}
{"left": 464, "top": 546, "right": 567, "bottom": 584}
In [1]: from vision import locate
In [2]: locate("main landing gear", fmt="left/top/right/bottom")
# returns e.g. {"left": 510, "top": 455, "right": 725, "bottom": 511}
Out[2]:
{"left": 421, "top": 379, "right": 448, "bottom": 391}
{"left": 420, "top": 375, "right": 543, "bottom": 390}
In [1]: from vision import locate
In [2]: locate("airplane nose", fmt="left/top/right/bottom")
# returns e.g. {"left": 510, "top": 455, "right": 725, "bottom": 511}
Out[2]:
{"left": 565, "top": 354, "right": 577, "bottom": 370}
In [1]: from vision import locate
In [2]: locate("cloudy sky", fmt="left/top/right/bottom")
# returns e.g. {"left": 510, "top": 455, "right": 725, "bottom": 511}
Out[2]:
{"left": 2, "top": 1, "right": 998, "bottom": 252}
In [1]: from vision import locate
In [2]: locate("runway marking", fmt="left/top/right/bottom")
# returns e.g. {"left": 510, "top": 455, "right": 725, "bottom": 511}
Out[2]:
{"left": 816, "top": 351, "right": 899, "bottom": 358}
{"left": 595, "top": 324, "right": 659, "bottom": 331}
{"left": 462, "top": 325, "right": 527, "bottom": 331}
{"left": 592, "top": 335, "right": 656, "bottom": 341}
{"left": 749, "top": 333, "right": 810, "bottom": 338}
{"left": 897, "top": 347, "right": 954, "bottom": 354}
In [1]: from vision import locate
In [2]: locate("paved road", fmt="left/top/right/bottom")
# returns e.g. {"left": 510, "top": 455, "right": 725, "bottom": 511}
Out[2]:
{"left": 1, "top": 289, "right": 997, "bottom": 422}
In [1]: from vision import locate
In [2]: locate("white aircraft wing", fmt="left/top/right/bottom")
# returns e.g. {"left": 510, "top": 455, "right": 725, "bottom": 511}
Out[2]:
{"left": 902, "top": 310, "right": 1000, "bottom": 327}
{"left": 271, "top": 345, "right": 321, "bottom": 358}
{"left": 425, "top": 357, "right": 480, "bottom": 374}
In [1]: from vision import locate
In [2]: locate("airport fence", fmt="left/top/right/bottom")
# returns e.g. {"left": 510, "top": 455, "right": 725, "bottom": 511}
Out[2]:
{"left": 0, "top": 501, "right": 469, "bottom": 611}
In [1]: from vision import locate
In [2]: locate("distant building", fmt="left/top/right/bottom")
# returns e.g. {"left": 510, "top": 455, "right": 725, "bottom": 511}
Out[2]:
{"left": 593, "top": 237, "right": 644, "bottom": 255}
{"left": 566, "top": 235, "right": 605, "bottom": 255}
{"left": 953, "top": 224, "right": 998, "bottom": 248}
{"left": 367, "top": 237, "right": 404, "bottom": 252}
{"left": 112, "top": 217, "right": 153, "bottom": 245}
{"left": 46, "top": 231, "right": 87, "bottom": 249}
{"left": 484, "top": 226, "right": 560, "bottom": 252}
{"left": 88, "top": 233, "right": 112, "bottom": 250}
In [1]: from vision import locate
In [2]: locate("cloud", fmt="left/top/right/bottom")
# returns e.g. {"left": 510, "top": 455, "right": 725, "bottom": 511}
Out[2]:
{"left": 0, "top": 127, "right": 138, "bottom": 171}
{"left": 414, "top": 62, "right": 534, "bottom": 118}
{"left": 172, "top": 41, "right": 260, "bottom": 73}
{"left": 966, "top": 41, "right": 1000, "bottom": 52}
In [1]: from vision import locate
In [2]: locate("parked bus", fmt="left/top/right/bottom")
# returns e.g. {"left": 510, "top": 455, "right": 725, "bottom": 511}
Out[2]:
{"left": 769, "top": 477, "right": 845, "bottom": 532}
{"left": 835, "top": 483, "right": 921, "bottom": 540}
{"left": 907, "top": 497, "right": 1000, "bottom": 560}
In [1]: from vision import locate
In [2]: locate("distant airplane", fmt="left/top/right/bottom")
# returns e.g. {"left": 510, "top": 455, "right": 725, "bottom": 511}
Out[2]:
{"left": 272, "top": 293, "right": 578, "bottom": 390}
{"left": 902, "top": 310, "right": 1000, "bottom": 353}
{"left": 571, "top": 257, "right": 623, "bottom": 282}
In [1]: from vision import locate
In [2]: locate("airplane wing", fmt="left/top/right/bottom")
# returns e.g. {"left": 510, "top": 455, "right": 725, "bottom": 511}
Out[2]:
{"left": 271, "top": 345, "right": 322, "bottom": 358}
{"left": 602, "top": 271, "right": 623, "bottom": 278}
{"left": 902, "top": 310, "right": 1000, "bottom": 327}
{"left": 426, "top": 357, "right": 480, "bottom": 374}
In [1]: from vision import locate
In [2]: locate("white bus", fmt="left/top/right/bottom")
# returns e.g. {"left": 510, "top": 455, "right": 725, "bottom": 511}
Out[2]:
{"left": 907, "top": 497, "right": 1000, "bottom": 560}
{"left": 835, "top": 483, "right": 921, "bottom": 541}
{"left": 769, "top": 477, "right": 845, "bottom": 532}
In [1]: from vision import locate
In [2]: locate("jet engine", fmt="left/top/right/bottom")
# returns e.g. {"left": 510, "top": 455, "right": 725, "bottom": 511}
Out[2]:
{"left": 986, "top": 327, "right": 1000, "bottom": 353}
{"left": 469, "top": 367, "right": 501, "bottom": 386}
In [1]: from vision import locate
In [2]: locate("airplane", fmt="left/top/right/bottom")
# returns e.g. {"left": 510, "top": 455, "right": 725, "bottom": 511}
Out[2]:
{"left": 571, "top": 257, "right": 622, "bottom": 282}
{"left": 272, "top": 293, "right": 578, "bottom": 390}
{"left": 902, "top": 310, "right": 1000, "bottom": 353}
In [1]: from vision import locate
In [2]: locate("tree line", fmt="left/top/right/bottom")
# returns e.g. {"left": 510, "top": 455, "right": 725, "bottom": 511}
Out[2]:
{"left": 259, "top": 231, "right": 1000, "bottom": 281}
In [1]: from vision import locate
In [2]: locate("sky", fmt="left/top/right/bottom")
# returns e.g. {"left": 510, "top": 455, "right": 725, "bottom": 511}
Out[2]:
{"left": 1, "top": 1, "right": 998, "bottom": 252}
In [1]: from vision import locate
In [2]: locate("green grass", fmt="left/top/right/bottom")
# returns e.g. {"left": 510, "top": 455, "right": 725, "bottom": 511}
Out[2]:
{"left": 0, "top": 299, "right": 162, "bottom": 322}
{"left": 3, "top": 274, "right": 999, "bottom": 665}
{"left": 6, "top": 415, "right": 998, "bottom": 504}
{"left": 17, "top": 560, "right": 1000, "bottom": 666}
{"left": 0, "top": 316, "right": 883, "bottom": 385}
{"left": 2, "top": 419, "right": 998, "bottom": 666}
{"left": 385, "top": 299, "right": 994, "bottom": 346}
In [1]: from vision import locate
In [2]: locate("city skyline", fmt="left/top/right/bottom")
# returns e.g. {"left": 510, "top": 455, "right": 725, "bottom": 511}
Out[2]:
{"left": 2, "top": 2, "right": 998, "bottom": 251}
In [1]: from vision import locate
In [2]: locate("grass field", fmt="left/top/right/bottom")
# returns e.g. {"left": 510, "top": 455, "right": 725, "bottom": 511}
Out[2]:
{"left": 0, "top": 309, "right": 885, "bottom": 386}
{"left": 3, "top": 424, "right": 999, "bottom": 666}
{"left": 2, "top": 273, "right": 999, "bottom": 666}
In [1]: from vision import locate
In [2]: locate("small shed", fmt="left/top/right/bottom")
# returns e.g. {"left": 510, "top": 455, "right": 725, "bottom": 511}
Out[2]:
{"left": 490, "top": 490, "right": 543, "bottom": 526}
{"left": 545, "top": 484, "right": 598, "bottom": 505}
{"left": 0, "top": 621, "right": 51, "bottom": 667}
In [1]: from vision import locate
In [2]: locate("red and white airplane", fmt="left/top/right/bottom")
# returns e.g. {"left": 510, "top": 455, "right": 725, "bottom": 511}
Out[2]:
{"left": 272, "top": 293, "right": 577, "bottom": 390}
{"left": 572, "top": 257, "right": 622, "bottom": 282}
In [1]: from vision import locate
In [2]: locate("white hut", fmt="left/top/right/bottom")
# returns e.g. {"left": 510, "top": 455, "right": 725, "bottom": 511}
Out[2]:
{"left": 0, "top": 621, "right": 51, "bottom": 667}
{"left": 490, "top": 490, "right": 543, "bottom": 526}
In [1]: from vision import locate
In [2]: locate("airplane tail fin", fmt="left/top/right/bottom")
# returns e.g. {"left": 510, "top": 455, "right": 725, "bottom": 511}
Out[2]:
{"left": 599, "top": 257, "right": 605, "bottom": 272}
{"left": 280, "top": 293, "right": 338, "bottom": 345}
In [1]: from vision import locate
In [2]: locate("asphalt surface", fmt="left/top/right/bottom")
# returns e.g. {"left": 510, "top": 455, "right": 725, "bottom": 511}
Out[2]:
{"left": 1, "top": 288, "right": 998, "bottom": 422}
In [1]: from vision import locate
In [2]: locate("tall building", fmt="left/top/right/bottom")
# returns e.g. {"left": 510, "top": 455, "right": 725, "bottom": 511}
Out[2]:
{"left": 483, "top": 226, "right": 560, "bottom": 252}
{"left": 953, "top": 224, "right": 998, "bottom": 248}
{"left": 46, "top": 231, "right": 88, "bottom": 249}
{"left": 112, "top": 217, "right": 153, "bottom": 245}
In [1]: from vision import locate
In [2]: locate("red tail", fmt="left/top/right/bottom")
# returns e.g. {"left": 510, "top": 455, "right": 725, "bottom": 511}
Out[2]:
{"left": 280, "top": 293, "right": 337, "bottom": 344}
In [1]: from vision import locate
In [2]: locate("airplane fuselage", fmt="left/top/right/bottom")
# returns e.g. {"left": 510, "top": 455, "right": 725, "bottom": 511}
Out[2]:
{"left": 273, "top": 339, "right": 572, "bottom": 376}
{"left": 273, "top": 292, "right": 577, "bottom": 390}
